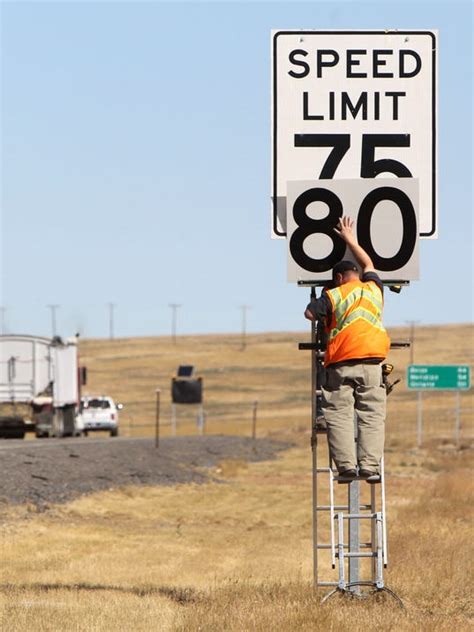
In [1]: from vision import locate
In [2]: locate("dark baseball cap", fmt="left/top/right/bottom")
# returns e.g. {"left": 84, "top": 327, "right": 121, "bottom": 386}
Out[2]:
{"left": 332, "top": 260, "right": 359, "bottom": 280}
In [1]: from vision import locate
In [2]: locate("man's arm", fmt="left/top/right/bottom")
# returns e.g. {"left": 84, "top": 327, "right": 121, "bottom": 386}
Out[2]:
{"left": 334, "top": 216, "right": 375, "bottom": 274}
{"left": 304, "top": 291, "right": 332, "bottom": 322}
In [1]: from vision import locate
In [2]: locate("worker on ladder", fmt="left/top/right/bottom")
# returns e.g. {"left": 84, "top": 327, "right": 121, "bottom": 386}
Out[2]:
{"left": 304, "top": 216, "right": 391, "bottom": 482}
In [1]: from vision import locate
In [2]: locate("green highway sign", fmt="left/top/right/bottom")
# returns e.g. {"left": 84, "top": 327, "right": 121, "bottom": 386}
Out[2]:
{"left": 407, "top": 365, "right": 471, "bottom": 390}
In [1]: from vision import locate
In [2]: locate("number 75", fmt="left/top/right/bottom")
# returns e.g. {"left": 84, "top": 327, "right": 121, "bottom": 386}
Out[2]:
{"left": 294, "top": 133, "right": 412, "bottom": 179}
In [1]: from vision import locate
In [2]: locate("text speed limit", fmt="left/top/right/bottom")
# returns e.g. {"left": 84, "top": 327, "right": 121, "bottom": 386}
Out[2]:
{"left": 286, "top": 178, "right": 419, "bottom": 282}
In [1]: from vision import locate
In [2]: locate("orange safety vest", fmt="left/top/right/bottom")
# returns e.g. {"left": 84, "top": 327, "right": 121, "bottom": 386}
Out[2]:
{"left": 324, "top": 280, "right": 390, "bottom": 367}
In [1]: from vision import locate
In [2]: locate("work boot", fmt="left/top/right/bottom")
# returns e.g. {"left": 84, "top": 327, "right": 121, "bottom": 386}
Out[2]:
{"left": 359, "top": 469, "right": 381, "bottom": 484}
{"left": 337, "top": 469, "right": 357, "bottom": 484}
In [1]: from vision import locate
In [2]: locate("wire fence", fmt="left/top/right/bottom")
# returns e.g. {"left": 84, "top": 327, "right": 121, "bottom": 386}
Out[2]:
{"left": 385, "top": 391, "right": 473, "bottom": 448}
{"left": 119, "top": 389, "right": 473, "bottom": 450}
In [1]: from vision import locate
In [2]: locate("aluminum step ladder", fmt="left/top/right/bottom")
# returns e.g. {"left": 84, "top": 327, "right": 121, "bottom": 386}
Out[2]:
{"left": 316, "top": 454, "right": 387, "bottom": 591}
{"left": 313, "top": 440, "right": 402, "bottom": 605}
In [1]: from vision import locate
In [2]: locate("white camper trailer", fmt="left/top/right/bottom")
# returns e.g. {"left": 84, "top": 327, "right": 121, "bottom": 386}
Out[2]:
{"left": 0, "top": 334, "right": 86, "bottom": 438}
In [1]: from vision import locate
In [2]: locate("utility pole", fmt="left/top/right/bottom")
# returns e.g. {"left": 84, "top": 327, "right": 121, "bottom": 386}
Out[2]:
{"left": 169, "top": 304, "right": 182, "bottom": 345}
{"left": 108, "top": 303, "right": 116, "bottom": 340}
{"left": 405, "top": 320, "right": 421, "bottom": 364}
{"left": 47, "top": 304, "right": 60, "bottom": 337}
{"left": 0, "top": 306, "right": 6, "bottom": 335}
{"left": 240, "top": 304, "right": 251, "bottom": 350}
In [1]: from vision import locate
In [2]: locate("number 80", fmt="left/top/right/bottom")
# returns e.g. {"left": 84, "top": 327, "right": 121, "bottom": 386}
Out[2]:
{"left": 289, "top": 185, "right": 417, "bottom": 273}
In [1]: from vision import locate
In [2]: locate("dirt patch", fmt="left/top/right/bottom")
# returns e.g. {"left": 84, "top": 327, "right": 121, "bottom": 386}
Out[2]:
{"left": 0, "top": 436, "right": 291, "bottom": 509}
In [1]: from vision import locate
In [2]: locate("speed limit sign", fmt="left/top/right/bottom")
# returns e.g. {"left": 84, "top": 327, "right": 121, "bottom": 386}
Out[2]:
{"left": 286, "top": 178, "right": 419, "bottom": 282}
{"left": 272, "top": 30, "right": 437, "bottom": 242}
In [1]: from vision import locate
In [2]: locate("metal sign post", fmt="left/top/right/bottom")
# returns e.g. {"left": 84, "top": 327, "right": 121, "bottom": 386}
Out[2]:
{"left": 310, "top": 292, "right": 318, "bottom": 587}
{"left": 348, "top": 417, "right": 360, "bottom": 595}
{"left": 417, "top": 391, "right": 423, "bottom": 449}
{"left": 454, "top": 391, "right": 461, "bottom": 448}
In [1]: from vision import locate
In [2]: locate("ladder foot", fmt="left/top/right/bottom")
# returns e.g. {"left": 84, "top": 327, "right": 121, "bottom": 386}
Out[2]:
{"left": 321, "top": 583, "right": 404, "bottom": 608}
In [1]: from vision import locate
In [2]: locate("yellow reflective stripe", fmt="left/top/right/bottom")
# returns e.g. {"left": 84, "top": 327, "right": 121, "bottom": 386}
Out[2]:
{"left": 329, "top": 307, "right": 385, "bottom": 339}
{"left": 365, "top": 283, "right": 383, "bottom": 311}
{"left": 345, "top": 307, "right": 384, "bottom": 329}
{"left": 334, "top": 287, "right": 362, "bottom": 321}
{"left": 332, "top": 285, "right": 383, "bottom": 324}
{"left": 329, "top": 287, "right": 342, "bottom": 315}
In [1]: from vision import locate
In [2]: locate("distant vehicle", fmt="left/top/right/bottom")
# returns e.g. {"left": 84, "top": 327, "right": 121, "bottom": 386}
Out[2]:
{"left": 79, "top": 396, "right": 123, "bottom": 437}
{"left": 0, "top": 334, "right": 86, "bottom": 439}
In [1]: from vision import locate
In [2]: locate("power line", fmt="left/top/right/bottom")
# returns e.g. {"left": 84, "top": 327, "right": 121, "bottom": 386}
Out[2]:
{"left": 240, "top": 305, "right": 251, "bottom": 351}
{"left": 169, "top": 304, "right": 182, "bottom": 345}
{"left": 108, "top": 303, "right": 116, "bottom": 340}
{"left": 47, "top": 304, "right": 60, "bottom": 337}
{"left": 405, "top": 320, "right": 421, "bottom": 364}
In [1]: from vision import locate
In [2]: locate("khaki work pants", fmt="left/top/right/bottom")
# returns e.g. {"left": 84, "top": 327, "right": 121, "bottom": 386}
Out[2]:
{"left": 321, "top": 363, "right": 386, "bottom": 473}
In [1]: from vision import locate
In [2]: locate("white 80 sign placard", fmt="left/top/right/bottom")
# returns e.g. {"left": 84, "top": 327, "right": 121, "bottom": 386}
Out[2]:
{"left": 286, "top": 177, "right": 419, "bottom": 282}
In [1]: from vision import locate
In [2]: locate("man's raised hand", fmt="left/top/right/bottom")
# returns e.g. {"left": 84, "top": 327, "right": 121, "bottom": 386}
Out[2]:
{"left": 334, "top": 216, "right": 355, "bottom": 243}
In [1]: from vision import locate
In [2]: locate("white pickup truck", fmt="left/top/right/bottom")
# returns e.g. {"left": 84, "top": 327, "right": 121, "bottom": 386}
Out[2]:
{"left": 79, "top": 396, "right": 123, "bottom": 437}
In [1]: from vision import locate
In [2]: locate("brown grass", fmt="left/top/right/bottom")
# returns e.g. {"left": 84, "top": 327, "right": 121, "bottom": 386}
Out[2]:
{"left": 1, "top": 446, "right": 472, "bottom": 630}
{"left": 1, "top": 324, "right": 473, "bottom": 630}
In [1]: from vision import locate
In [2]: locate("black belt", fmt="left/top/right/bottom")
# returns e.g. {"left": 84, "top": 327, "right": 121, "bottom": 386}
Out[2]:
{"left": 327, "top": 358, "right": 383, "bottom": 368}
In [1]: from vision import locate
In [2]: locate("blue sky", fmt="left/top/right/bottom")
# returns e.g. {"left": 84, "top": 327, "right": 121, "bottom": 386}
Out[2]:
{"left": 1, "top": 0, "right": 472, "bottom": 338}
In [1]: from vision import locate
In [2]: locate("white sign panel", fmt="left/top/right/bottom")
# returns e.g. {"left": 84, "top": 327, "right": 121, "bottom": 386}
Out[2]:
{"left": 272, "top": 30, "right": 437, "bottom": 239}
{"left": 287, "top": 178, "right": 419, "bottom": 282}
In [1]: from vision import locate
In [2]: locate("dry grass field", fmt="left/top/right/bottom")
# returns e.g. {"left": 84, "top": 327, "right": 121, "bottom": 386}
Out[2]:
{"left": 1, "top": 324, "right": 473, "bottom": 631}
{"left": 77, "top": 323, "right": 473, "bottom": 447}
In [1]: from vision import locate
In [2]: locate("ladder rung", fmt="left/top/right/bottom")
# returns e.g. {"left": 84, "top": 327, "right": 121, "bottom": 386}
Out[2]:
{"left": 316, "top": 468, "right": 332, "bottom": 473}
{"left": 338, "top": 552, "right": 377, "bottom": 558}
{"left": 317, "top": 543, "right": 372, "bottom": 550}
{"left": 318, "top": 504, "right": 348, "bottom": 511}
{"left": 341, "top": 513, "right": 378, "bottom": 520}
{"left": 317, "top": 504, "right": 372, "bottom": 511}
{"left": 319, "top": 579, "right": 382, "bottom": 586}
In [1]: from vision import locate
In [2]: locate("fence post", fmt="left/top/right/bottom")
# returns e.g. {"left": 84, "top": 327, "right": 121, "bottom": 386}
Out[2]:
{"left": 252, "top": 400, "right": 258, "bottom": 439}
{"left": 454, "top": 391, "right": 461, "bottom": 449}
{"left": 155, "top": 389, "right": 161, "bottom": 449}
{"left": 417, "top": 391, "right": 423, "bottom": 448}
{"left": 171, "top": 404, "right": 177, "bottom": 437}
{"left": 198, "top": 404, "right": 205, "bottom": 435}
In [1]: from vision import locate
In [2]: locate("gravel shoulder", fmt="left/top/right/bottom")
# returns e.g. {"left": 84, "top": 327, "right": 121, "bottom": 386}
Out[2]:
{"left": 0, "top": 436, "right": 291, "bottom": 508}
